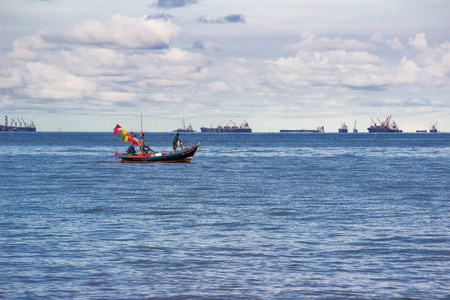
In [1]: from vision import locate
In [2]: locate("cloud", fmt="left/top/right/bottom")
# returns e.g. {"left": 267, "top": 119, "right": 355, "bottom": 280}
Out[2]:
{"left": 406, "top": 33, "right": 450, "bottom": 84}
{"left": 155, "top": 0, "right": 197, "bottom": 8}
{"left": 386, "top": 38, "right": 404, "bottom": 51}
{"left": 265, "top": 33, "right": 450, "bottom": 91}
{"left": 197, "top": 14, "right": 246, "bottom": 24}
{"left": 61, "top": 14, "right": 180, "bottom": 49}
{"left": 370, "top": 33, "right": 384, "bottom": 43}
{"left": 146, "top": 13, "right": 174, "bottom": 21}
{"left": 409, "top": 33, "right": 428, "bottom": 50}
{"left": 288, "top": 32, "right": 373, "bottom": 52}
{"left": 0, "top": 15, "right": 205, "bottom": 114}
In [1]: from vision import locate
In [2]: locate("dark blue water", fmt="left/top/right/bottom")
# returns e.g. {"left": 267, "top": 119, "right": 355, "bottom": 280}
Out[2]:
{"left": 1, "top": 132, "right": 449, "bottom": 299}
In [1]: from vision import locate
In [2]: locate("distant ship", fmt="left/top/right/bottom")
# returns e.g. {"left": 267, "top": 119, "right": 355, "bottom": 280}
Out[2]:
{"left": 367, "top": 115, "right": 402, "bottom": 133}
{"left": 430, "top": 123, "right": 438, "bottom": 133}
{"left": 338, "top": 122, "right": 348, "bottom": 133}
{"left": 280, "top": 126, "right": 325, "bottom": 133}
{"left": 0, "top": 115, "right": 36, "bottom": 132}
{"left": 201, "top": 120, "right": 252, "bottom": 133}
{"left": 173, "top": 120, "right": 196, "bottom": 133}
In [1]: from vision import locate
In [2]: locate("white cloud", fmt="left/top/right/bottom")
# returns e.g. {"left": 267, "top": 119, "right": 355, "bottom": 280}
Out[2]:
{"left": 370, "top": 33, "right": 384, "bottom": 43}
{"left": 0, "top": 69, "right": 22, "bottom": 89}
{"left": 62, "top": 14, "right": 181, "bottom": 49}
{"left": 266, "top": 33, "right": 450, "bottom": 91}
{"left": 409, "top": 32, "right": 428, "bottom": 50}
{"left": 386, "top": 38, "right": 404, "bottom": 51}
{"left": 289, "top": 32, "right": 373, "bottom": 52}
{"left": 207, "top": 81, "right": 229, "bottom": 94}
{"left": 0, "top": 14, "right": 206, "bottom": 114}
{"left": 13, "top": 35, "right": 54, "bottom": 50}
{"left": 6, "top": 48, "right": 37, "bottom": 61}
{"left": 21, "top": 62, "right": 97, "bottom": 99}
{"left": 394, "top": 57, "right": 421, "bottom": 84}
{"left": 267, "top": 46, "right": 383, "bottom": 89}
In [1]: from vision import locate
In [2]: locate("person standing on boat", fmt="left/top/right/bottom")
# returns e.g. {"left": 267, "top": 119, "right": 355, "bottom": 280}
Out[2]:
{"left": 173, "top": 133, "right": 182, "bottom": 151}
{"left": 140, "top": 131, "right": 146, "bottom": 155}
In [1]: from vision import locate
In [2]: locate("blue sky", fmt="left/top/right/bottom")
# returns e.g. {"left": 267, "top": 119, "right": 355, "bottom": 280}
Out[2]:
{"left": 1, "top": 0, "right": 449, "bottom": 132}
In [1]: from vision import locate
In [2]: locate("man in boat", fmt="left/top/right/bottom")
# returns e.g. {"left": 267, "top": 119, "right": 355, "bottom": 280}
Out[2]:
{"left": 127, "top": 145, "right": 136, "bottom": 155}
{"left": 126, "top": 131, "right": 138, "bottom": 155}
{"left": 173, "top": 133, "right": 182, "bottom": 152}
{"left": 140, "top": 131, "right": 146, "bottom": 155}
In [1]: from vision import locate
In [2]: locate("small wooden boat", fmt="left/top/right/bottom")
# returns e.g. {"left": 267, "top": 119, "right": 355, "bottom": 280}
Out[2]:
{"left": 115, "top": 142, "right": 201, "bottom": 163}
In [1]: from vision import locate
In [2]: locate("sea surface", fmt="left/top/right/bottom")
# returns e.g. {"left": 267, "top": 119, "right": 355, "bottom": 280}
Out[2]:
{"left": 1, "top": 132, "right": 449, "bottom": 299}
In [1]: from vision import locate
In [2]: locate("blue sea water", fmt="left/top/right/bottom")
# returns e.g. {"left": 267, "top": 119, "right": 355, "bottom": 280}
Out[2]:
{"left": 1, "top": 132, "right": 449, "bottom": 299}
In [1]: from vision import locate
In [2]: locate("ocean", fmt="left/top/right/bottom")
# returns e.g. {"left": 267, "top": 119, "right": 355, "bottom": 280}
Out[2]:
{"left": 1, "top": 132, "right": 449, "bottom": 299}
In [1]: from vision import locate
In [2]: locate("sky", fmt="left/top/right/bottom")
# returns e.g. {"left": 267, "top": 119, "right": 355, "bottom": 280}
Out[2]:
{"left": 1, "top": 0, "right": 449, "bottom": 132}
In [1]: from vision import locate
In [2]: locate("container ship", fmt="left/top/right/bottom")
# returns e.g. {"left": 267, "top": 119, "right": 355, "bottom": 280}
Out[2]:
{"left": 338, "top": 122, "right": 348, "bottom": 133}
{"left": 0, "top": 116, "right": 36, "bottom": 132}
{"left": 201, "top": 120, "right": 252, "bottom": 133}
{"left": 280, "top": 126, "right": 325, "bottom": 133}
{"left": 367, "top": 115, "right": 402, "bottom": 133}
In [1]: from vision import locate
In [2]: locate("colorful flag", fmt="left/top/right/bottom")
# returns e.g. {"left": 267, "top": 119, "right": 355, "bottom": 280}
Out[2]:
{"left": 114, "top": 124, "right": 139, "bottom": 146}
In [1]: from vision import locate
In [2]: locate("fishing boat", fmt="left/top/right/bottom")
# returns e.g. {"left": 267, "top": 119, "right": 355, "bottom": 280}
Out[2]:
{"left": 114, "top": 143, "right": 201, "bottom": 163}
{"left": 113, "top": 121, "right": 201, "bottom": 163}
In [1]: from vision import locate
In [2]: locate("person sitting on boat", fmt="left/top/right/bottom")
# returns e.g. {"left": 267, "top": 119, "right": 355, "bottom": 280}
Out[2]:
{"left": 143, "top": 146, "right": 154, "bottom": 155}
{"left": 173, "top": 133, "right": 182, "bottom": 151}
{"left": 127, "top": 145, "right": 136, "bottom": 155}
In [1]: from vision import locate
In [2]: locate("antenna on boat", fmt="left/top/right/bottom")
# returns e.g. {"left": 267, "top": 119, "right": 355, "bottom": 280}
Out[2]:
{"left": 141, "top": 111, "right": 143, "bottom": 132}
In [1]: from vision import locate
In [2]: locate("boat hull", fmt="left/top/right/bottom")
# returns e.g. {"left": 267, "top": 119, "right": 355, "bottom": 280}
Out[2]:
{"left": 115, "top": 144, "right": 199, "bottom": 163}
{"left": 173, "top": 129, "right": 196, "bottom": 132}
{"left": 367, "top": 127, "right": 403, "bottom": 133}
{"left": 0, "top": 125, "right": 36, "bottom": 132}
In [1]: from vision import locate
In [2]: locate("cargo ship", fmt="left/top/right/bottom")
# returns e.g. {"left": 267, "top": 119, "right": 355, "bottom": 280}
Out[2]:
{"left": 280, "top": 126, "right": 325, "bottom": 133}
{"left": 0, "top": 116, "right": 36, "bottom": 132}
{"left": 367, "top": 115, "right": 402, "bottom": 133}
{"left": 201, "top": 120, "right": 252, "bottom": 133}
{"left": 173, "top": 120, "right": 196, "bottom": 132}
{"left": 338, "top": 122, "right": 348, "bottom": 133}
